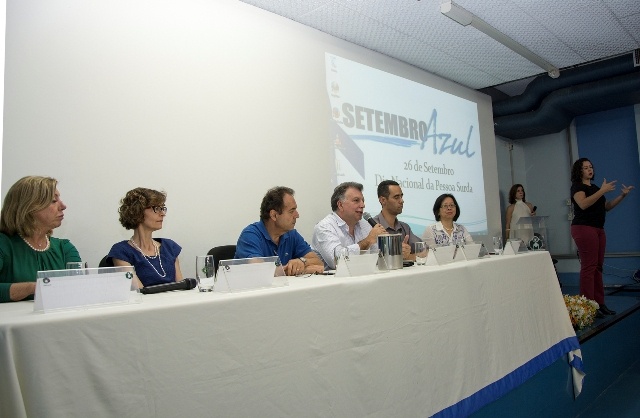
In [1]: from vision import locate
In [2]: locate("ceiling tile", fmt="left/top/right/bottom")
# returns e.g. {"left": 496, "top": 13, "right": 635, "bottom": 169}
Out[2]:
{"left": 620, "top": 13, "right": 640, "bottom": 43}
{"left": 295, "top": 2, "right": 378, "bottom": 40}
{"left": 602, "top": 0, "right": 640, "bottom": 18}
{"left": 238, "top": 0, "right": 640, "bottom": 90}
{"left": 240, "top": 0, "right": 332, "bottom": 19}
{"left": 334, "top": 0, "right": 424, "bottom": 20}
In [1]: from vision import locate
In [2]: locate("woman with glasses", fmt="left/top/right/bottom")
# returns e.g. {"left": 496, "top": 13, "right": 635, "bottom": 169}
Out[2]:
{"left": 422, "top": 193, "right": 473, "bottom": 247}
{"left": 108, "top": 188, "right": 183, "bottom": 287}
{"left": 570, "top": 158, "right": 634, "bottom": 317}
{"left": 0, "top": 176, "right": 81, "bottom": 303}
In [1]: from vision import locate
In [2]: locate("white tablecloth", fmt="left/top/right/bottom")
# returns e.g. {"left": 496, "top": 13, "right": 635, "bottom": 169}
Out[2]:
{"left": 0, "top": 252, "right": 581, "bottom": 418}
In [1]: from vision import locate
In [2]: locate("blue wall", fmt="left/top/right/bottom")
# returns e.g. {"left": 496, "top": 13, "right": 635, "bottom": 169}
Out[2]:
{"left": 575, "top": 106, "right": 640, "bottom": 253}
{"left": 497, "top": 106, "right": 640, "bottom": 290}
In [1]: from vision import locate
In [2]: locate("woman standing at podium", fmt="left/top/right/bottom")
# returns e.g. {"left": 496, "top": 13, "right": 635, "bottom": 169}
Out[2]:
{"left": 0, "top": 176, "right": 81, "bottom": 303}
{"left": 108, "top": 188, "right": 183, "bottom": 288}
{"left": 570, "top": 158, "right": 634, "bottom": 317}
{"left": 505, "top": 184, "right": 536, "bottom": 240}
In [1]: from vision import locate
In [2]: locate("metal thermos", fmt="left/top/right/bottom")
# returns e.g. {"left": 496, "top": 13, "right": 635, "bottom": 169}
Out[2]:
{"left": 377, "top": 233, "right": 403, "bottom": 270}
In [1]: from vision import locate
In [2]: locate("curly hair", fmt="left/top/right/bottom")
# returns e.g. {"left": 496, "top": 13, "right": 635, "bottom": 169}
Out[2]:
{"left": 118, "top": 188, "right": 166, "bottom": 230}
{"left": 571, "top": 158, "right": 593, "bottom": 184}
{"left": 432, "top": 193, "right": 460, "bottom": 222}
{"left": 0, "top": 176, "right": 59, "bottom": 237}
{"left": 260, "top": 187, "right": 294, "bottom": 221}
{"left": 508, "top": 184, "right": 527, "bottom": 204}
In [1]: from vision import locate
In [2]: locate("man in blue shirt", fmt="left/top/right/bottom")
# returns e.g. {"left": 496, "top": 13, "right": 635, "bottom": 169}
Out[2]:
{"left": 235, "top": 187, "right": 324, "bottom": 276}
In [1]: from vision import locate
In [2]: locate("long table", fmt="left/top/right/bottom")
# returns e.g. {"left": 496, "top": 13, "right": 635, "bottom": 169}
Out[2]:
{"left": 0, "top": 252, "right": 581, "bottom": 418}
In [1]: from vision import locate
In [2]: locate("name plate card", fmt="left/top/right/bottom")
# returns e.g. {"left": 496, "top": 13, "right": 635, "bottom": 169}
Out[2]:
{"left": 218, "top": 256, "right": 288, "bottom": 293}
{"left": 460, "top": 243, "right": 483, "bottom": 260}
{"left": 34, "top": 266, "right": 139, "bottom": 313}
{"left": 335, "top": 250, "right": 385, "bottom": 278}
{"left": 431, "top": 245, "right": 466, "bottom": 265}
{"left": 502, "top": 240, "right": 522, "bottom": 256}
{"left": 425, "top": 248, "right": 439, "bottom": 266}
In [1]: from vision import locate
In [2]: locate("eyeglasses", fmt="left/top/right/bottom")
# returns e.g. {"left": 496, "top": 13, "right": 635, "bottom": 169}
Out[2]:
{"left": 151, "top": 206, "right": 168, "bottom": 214}
{"left": 441, "top": 204, "right": 457, "bottom": 209}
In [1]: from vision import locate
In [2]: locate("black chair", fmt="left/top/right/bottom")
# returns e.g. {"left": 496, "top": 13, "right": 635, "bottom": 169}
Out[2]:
{"left": 207, "top": 245, "right": 237, "bottom": 275}
{"left": 98, "top": 255, "right": 114, "bottom": 268}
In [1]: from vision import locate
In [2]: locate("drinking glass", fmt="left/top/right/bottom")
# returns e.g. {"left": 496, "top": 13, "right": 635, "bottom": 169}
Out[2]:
{"left": 333, "top": 247, "right": 348, "bottom": 269}
{"left": 414, "top": 242, "right": 428, "bottom": 265}
{"left": 66, "top": 262, "right": 83, "bottom": 270}
{"left": 196, "top": 255, "right": 214, "bottom": 292}
{"left": 492, "top": 236, "right": 503, "bottom": 255}
{"left": 66, "top": 261, "right": 85, "bottom": 275}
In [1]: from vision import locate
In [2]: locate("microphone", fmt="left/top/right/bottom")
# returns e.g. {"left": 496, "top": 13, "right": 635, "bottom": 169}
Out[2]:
{"left": 140, "top": 278, "right": 198, "bottom": 295}
{"left": 532, "top": 206, "right": 537, "bottom": 212}
{"left": 363, "top": 212, "right": 377, "bottom": 227}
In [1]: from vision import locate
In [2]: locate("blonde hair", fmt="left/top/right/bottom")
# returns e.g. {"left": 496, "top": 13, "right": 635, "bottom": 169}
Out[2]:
{"left": 0, "top": 176, "right": 58, "bottom": 237}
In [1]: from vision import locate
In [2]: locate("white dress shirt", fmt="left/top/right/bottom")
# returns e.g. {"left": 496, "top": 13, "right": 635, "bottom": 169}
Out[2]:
{"left": 312, "top": 212, "right": 375, "bottom": 269}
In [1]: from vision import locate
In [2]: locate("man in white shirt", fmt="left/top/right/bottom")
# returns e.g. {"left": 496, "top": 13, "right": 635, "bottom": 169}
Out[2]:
{"left": 312, "top": 182, "right": 387, "bottom": 269}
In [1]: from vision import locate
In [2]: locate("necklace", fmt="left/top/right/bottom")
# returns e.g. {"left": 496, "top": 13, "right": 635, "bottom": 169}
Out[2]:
{"left": 443, "top": 224, "right": 454, "bottom": 232}
{"left": 130, "top": 238, "right": 158, "bottom": 259}
{"left": 20, "top": 234, "right": 50, "bottom": 252}
{"left": 129, "top": 238, "right": 167, "bottom": 277}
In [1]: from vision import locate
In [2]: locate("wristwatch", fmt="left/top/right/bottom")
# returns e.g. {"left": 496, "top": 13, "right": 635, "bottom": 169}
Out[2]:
{"left": 299, "top": 257, "right": 307, "bottom": 266}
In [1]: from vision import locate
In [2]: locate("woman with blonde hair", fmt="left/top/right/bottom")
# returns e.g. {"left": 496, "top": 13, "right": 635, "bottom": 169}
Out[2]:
{"left": 0, "top": 176, "right": 81, "bottom": 303}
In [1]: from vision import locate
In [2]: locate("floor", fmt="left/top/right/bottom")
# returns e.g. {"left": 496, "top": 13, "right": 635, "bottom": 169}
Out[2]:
{"left": 576, "top": 357, "right": 640, "bottom": 418}
{"left": 564, "top": 283, "right": 640, "bottom": 418}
